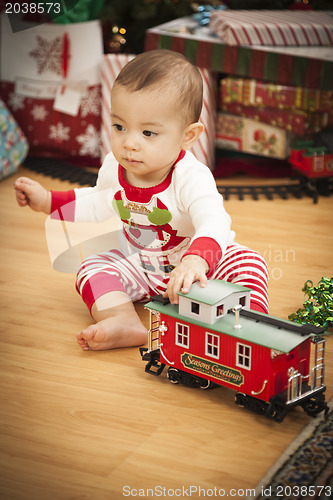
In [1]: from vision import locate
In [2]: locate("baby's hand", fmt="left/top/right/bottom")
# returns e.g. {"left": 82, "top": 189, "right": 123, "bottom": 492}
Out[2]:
{"left": 164, "top": 255, "right": 208, "bottom": 304}
{"left": 14, "top": 177, "right": 51, "bottom": 214}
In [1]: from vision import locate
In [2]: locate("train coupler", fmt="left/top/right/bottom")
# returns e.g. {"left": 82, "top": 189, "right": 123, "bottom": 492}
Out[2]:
{"left": 139, "top": 347, "right": 166, "bottom": 376}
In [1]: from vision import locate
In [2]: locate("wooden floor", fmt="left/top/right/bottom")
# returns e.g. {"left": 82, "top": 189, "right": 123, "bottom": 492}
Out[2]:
{"left": 1, "top": 166, "right": 333, "bottom": 500}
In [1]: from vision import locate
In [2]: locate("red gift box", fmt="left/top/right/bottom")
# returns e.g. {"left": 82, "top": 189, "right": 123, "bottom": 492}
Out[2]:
{"left": 219, "top": 102, "right": 333, "bottom": 135}
{"left": 220, "top": 76, "right": 333, "bottom": 112}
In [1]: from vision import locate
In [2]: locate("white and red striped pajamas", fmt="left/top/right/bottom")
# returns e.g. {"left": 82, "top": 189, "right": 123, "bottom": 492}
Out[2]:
{"left": 51, "top": 150, "right": 269, "bottom": 315}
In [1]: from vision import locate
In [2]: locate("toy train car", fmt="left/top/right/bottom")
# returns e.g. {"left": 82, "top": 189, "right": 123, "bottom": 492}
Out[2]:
{"left": 140, "top": 280, "right": 329, "bottom": 422}
{"left": 290, "top": 141, "right": 333, "bottom": 180}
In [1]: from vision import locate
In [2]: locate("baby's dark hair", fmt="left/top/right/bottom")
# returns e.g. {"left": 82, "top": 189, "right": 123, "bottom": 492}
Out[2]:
{"left": 113, "top": 49, "right": 203, "bottom": 125}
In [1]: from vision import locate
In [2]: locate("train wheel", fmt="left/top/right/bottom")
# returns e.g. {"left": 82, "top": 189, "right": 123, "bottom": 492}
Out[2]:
{"left": 301, "top": 394, "right": 329, "bottom": 418}
{"left": 167, "top": 367, "right": 213, "bottom": 388}
{"left": 167, "top": 367, "right": 180, "bottom": 384}
{"left": 235, "top": 393, "right": 247, "bottom": 407}
{"left": 246, "top": 395, "right": 268, "bottom": 416}
{"left": 266, "top": 402, "right": 287, "bottom": 422}
{"left": 178, "top": 371, "right": 203, "bottom": 387}
{"left": 199, "top": 379, "right": 215, "bottom": 390}
{"left": 235, "top": 393, "right": 268, "bottom": 415}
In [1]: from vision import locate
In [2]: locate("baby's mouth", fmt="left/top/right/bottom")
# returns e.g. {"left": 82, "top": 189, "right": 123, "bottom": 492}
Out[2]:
{"left": 125, "top": 157, "right": 142, "bottom": 165}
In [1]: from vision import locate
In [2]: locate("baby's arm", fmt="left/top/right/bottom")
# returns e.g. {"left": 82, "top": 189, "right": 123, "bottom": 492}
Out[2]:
{"left": 164, "top": 157, "right": 233, "bottom": 304}
{"left": 14, "top": 177, "right": 51, "bottom": 214}
{"left": 164, "top": 254, "right": 208, "bottom": 304}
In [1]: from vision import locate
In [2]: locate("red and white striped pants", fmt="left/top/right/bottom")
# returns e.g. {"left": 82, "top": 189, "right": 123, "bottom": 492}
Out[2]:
{"left": 76, "top": 243, "right": 269, "bottom": 314}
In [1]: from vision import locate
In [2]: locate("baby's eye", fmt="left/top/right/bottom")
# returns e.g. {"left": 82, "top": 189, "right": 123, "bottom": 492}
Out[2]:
{"left": 112, "top": 123, "right": 124, "bottom": 132}
{"left": 143, "top": 130, "right": 157, "bottom": 137}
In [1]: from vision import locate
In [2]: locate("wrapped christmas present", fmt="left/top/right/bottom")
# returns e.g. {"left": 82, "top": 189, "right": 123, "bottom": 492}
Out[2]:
{"left": 101, "top": 54, "right": 135, "bottom": 162}
{"left": 145, "top": 16, "right": 333, "bottom": 90}
{"left": 220, "top": 102, "right": 333, "bottom": 135}
{"left": 210, "top": 10, "right": 333, "bottom": 46}
{"left": 101, "top": 54, "right": 217, "bottom": 169}
{"left": 216, "top": 112, "right": 289, "bottom": 159}
{"left": 220, "top": 76, "right": 333, "bottom": 112}
{"left": 0, "top": 98, "right": 29, "bottom": 180}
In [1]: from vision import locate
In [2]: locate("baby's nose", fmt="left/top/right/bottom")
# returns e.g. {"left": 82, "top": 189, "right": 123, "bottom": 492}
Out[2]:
{"left": 124, "top": 133, "right": 139, "bottom": 150}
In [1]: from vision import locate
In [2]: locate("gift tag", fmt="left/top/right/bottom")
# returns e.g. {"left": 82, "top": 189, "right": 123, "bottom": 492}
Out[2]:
{"left": 53, "top": 85, "right": 82, "bottom": 116}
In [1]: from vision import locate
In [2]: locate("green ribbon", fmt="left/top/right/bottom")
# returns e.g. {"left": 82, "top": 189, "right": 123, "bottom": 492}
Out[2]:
{"left": 289, "top": 277, "right": 333, "bottom": 331}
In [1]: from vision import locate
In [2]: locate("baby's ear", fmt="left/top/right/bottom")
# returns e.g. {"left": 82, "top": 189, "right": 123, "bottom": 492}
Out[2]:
{"left": 182, "top": 122, "right": 204, "bottom": 150}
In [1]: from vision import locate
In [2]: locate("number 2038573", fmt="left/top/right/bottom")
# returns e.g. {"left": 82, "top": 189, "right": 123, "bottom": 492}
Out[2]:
{"left": 5, "top": 2, "right": 61, "bottom": 14}
{"left": 272, "top": 485, "right": 332, "bottom": 497}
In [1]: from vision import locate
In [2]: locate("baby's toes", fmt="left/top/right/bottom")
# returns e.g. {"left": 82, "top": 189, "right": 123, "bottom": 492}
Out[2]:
{"left": 76, "top": 326, "right": 97, "bottom": 350}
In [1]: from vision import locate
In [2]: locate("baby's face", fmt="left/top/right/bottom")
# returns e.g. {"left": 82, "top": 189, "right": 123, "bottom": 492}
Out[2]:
{"left": 110, "top": 84, "right": 187, "bottom": 187}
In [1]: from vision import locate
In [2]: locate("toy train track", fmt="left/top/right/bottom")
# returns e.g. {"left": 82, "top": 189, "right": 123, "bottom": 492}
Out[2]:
{"left": 23, "top": 157, "right": 333, "bottom": 202}
{"left": 23, "top": 157, "right": 98, "bottom": 186}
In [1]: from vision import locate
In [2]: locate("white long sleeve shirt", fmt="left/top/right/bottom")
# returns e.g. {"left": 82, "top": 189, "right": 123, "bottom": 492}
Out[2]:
{"left": 51, "top": 150, "right": 235, "bottom": 275}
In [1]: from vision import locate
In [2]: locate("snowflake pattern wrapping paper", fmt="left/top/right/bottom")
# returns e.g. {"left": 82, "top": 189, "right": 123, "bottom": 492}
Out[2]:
{"left": 0, "top": 15, "right": 104, "bottom": 166}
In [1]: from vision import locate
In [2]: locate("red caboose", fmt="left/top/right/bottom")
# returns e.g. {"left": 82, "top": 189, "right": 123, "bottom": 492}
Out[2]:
{"left": 290, "top": 141, "right": 333, "bottom": 179}
{"left": 140, "top": 280, "right": 327, "bottom": 422}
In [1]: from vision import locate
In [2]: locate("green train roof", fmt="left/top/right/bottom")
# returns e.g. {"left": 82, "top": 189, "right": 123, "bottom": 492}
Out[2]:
{"left": 177, "top": 280, "right": 251, "bottom": 305}
{"left": 145, "top": 300, "right": 319, "bottom": 353}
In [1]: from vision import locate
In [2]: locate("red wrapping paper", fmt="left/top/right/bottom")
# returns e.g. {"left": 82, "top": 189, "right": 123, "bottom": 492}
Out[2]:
{"left": 220, "top": 77, "right": 333, "bottom": 112}
{"left": 219, "top": 102, "right": 333, "bottom": 135}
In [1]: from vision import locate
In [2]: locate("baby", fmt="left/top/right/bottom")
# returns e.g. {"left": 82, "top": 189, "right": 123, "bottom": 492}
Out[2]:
{"left": 15, "top": 49, "right": 269, "bottom": 351}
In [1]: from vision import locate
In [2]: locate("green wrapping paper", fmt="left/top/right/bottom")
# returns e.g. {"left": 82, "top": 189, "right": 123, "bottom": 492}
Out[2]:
{"left": 44, "top": 0, "right": 105, "bottom": 23}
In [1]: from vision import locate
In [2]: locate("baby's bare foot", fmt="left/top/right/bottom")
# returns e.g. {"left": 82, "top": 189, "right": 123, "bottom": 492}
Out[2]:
{"left": 76, "top": 313, "right": 147, "bottom": 351}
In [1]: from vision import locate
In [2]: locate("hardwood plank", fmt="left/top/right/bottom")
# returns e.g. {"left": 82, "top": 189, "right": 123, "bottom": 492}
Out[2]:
{"left": 1, "top": 167, "right": 332, "bottom": 500}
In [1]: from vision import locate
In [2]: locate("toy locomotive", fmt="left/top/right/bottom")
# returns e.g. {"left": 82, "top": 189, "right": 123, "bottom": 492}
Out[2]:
{"left": 290, "top": 141, "right": 333, "bottom": 180}
{"left": 140, "top": 280, "right": 329, "bottom": 422}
